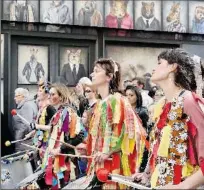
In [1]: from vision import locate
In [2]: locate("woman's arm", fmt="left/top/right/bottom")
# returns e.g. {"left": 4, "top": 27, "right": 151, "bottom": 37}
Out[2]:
{"left": 36, "top": 124, "right": 51, "bottom": 131}
{"left": 180, "top": 169, "right": 204, "bottom": 189}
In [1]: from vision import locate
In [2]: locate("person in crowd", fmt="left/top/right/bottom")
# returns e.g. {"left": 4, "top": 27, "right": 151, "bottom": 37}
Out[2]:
{"left": 84, "top": 85, "right": 97, "bottom": 109}
{"left": 75, "top": 77, "right": 93, "bottom": 117}
{"left": 148, "top": 86, "right": 158, "bottom": 100}
{"left": 125, "top": 85, "right": 150, "bottom": 173}
{"left": 123, "top": 79, "right": 132, "bottom": 89}
{"left": 74, "top": 78, "right": 98, "bottom": 178}
{"left": 133, "top": 48, "right": 204, "bottom": 189}
{"left": 29, "top": 83, "right": 84, "bottom": 188}
{"left": 25, "top": 80, "right": 56, "bottom": 169}
{"left": 12, "top": 88, "right": 38, "bottom": 152}
{"left": 84, "top": 58, "right": 146, "bottom": 189}
{"left": 125, "top": 85, "right": 149, "bottom": 131}
{"left": 132, "top": 77, "right": 154, "bottom": 107}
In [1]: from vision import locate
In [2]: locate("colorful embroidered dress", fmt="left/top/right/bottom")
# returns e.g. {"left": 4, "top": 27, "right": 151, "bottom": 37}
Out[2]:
{"left": 33, "top": 105, "right": 56, "bottom": 157}
{"left": 41, "top": 105, "right": 83, "bottom": 188}
{"left": 149, "top": 91, "right": 204, "bottom": 188}
{"left": 86, "top": 93, "right": 146, "bottom": 189}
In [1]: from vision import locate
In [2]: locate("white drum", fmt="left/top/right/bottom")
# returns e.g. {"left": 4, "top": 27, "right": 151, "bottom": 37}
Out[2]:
{"left": 1, "top": 151, "right": 33, "bottom": 189}
{"left": 16, "top": 169, "right": 46, "bottom": 189}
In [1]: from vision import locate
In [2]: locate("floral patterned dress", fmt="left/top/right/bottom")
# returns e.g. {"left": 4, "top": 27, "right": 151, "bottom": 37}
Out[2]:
{"left": 149, "top": 91, "right": 204, "bottom": 188}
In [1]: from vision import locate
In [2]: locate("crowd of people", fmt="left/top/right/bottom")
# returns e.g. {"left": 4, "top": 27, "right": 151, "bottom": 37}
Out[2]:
{"left": 4, "top": 48, "right": 204, "bottom": 189}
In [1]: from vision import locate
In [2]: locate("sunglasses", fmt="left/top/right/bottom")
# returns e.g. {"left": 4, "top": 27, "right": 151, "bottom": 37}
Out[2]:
{"left": 85, "top": 90, "right": 92, "bottom": 93}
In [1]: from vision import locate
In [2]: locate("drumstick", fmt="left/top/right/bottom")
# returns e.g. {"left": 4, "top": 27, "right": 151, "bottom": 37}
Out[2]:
{"left": 21, "top": 143, "right": 112, "bottom": 160}
{"left": 96, "top": 168, "right": 152, "bottom": 189}
{"left": 58, "top": 153, "right": 94, "bottom": 159}
{"left": 1, "top": 150, "right": 33, "bottom": 160}
{"left": 21, "top": 143, "right": 45, "bottom": 152}
{"left": 11, "top": 109, "right": 30, "bottom": 125}
{"left": 5, "top": 138, "right": 28, "bottom": 147}
{"left": 50, "top": 138, "right": 77, "bottom": 150}
{"left": 58, "top": 153, "right": 112, "bottom": 161}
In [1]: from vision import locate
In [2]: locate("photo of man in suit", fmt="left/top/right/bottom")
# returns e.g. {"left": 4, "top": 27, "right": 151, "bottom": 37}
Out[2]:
{"left": 9, "top": 0, "right": 35, "bottom": 22}
{"left": 21, "top": 48, "right": 45, "bottom": 84}
{"left": 60, "top": 49, "right": 86, "bottom": 86}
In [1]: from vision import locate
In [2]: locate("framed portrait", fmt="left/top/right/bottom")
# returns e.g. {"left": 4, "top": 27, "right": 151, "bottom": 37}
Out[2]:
{"left": 189, "top": 1, "right": 204, "bottom": 34}
{"left": 3, "top": 0, "right": 39, "bottom": 22}
{"left": 135, "top": 0, "right": 161, "bottom": 31}
{"left": 74, "top": 0, "right": 104, "bottom": 27}
{"left": 18, "top": 45, "right": 48, "bottom": 84}
{"left": 106, "top": 45, "right": 166, "bottom": 82}
{"left": 163, "top": 1, "right": 188, "bottom": 33}
{"left": 105, "top": 0, "right": 133, "bottom": 29}
{"left": 40, "top": 0, "right": 73, "bottom": 32}
{"left": 59, "top": 46, "right": 89, "bottom": 87}
{"left": 1, "top": 34, "right": 4, "bottom": 79}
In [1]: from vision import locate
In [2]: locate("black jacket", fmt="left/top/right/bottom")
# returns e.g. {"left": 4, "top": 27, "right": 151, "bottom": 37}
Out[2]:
{"left": 60, "top": 63, "right": 86, "bottom": 86}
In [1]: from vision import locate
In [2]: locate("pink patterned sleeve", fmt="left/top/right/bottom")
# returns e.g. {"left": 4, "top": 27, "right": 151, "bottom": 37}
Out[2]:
{"left": 184, "top": 92, "right": 204, "bottom": 175}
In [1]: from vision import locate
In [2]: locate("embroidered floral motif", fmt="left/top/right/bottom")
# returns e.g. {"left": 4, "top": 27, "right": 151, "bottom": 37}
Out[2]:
{"left": 149, "top": 96, "right": 191, "bottom": 187}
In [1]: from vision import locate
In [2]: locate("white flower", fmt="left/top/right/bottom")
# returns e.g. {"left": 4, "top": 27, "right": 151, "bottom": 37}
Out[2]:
{"left": 170, "top": 152, "right": 176, "bottom": 157}
{"left": 158, "top": 177, "right": 167, "bottom": 186}
{"left": 169, "top": 142, "right": 175, "bottom": 148}
{"left": 180, "top": 133, "right": 188, "bottom": 140}
{"left": 168, "top": 111, "right": 177, "bottom": 120}
{"left": 168, "top": 159, "right": 176, "bottom": 165}
{"left": 180, "top": 155, "right": 187, "bottom": 165}
{"left": 173, "top": 122, "right": 184, "bottom": 131}
{"left": 176, "top": 144, "right": 187, "bottom": 154}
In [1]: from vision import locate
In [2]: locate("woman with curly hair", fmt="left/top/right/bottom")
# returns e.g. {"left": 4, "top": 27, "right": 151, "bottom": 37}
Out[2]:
{"left": 85, "top": 58, "right": 146, "bottom": 189}
{"left": 133, "top": 48, "right": 204, "bottom": 189}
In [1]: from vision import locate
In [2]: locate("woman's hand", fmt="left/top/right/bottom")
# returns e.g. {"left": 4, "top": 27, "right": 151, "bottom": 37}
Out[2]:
{"left": 132, "top": 172, "right": 150, "bottom": 185}
{"left": 25, "top": 130, "right": 36, "bottom": 139}
{"left": 159, "top": 183, "right": 185, "bottom": 189}
{"left": 94, "top": 152, "right": 110, "bottom": 163}
{"left": 49, "top": 148, "right": 60, "bottom": 156}
{"left": 76, "top": 143, "right": 86, "bottom": 150}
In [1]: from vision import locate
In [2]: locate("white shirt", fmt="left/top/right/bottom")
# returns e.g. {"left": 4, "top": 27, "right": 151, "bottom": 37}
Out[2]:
{"left": 29, "top": 61, "right": 37, "bottom": 83}
{"left": 142, "top": 16, "right": 155, "bottom": 26}
{"left": 70, "top": 63, "right": 79, "bottom": 74}
{"left": 141, "top": 90, "right": 154, "bottom": 108}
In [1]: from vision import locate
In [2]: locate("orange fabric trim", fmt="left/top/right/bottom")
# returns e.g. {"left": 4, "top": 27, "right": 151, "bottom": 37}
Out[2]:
{"left": 69, "top": 113, "right": 76, "bottom": 138}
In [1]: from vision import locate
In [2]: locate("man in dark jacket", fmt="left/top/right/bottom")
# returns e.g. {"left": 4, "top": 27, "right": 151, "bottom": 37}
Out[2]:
{"left": 60, "top": 49, "right": 86, "bottom": 86}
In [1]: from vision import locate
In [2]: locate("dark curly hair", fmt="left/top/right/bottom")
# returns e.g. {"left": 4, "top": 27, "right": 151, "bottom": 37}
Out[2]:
{"left": 94, "top": 58, "right": 121, "bottom": 93}
{"left": 125, "top": 85, "right": 143, "bottom": 108}
{"left": 158, "top": 48, "right": 197, "bottom": 91}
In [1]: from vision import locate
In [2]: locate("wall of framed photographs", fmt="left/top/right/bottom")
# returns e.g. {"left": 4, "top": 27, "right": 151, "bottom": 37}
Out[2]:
{"left": 1, "top": 0, "right": 204, "bottom": 34}
{"left": 2, "top": 34, "right": 96, "bottom": 121}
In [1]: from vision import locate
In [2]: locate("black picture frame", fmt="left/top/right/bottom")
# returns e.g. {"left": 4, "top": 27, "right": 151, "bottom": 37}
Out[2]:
{"left": 3, "top": 0, "right": 39, "bottom": 22}
{"left": 58, "top": 40, "right": 95, "bottom": 87}
{"left": 17, "top": 44, "right": 49, "bottom": 85}
{"left": 1, "top": 34, "right": 4, "bottom": 79}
